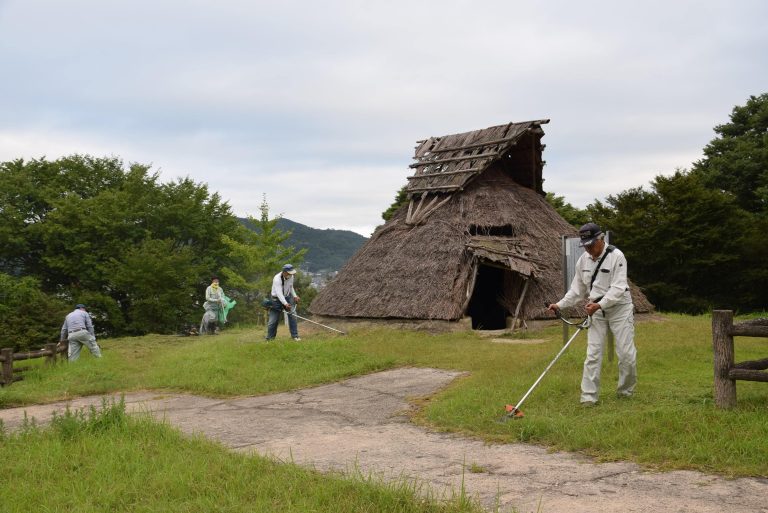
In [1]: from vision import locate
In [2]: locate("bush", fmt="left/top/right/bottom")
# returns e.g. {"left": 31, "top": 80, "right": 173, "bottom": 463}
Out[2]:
{"left": 0, "top": 273, "right": 69, "bottom": 351}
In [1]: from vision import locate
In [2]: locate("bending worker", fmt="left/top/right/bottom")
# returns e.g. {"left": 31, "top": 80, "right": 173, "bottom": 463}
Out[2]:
{"left": 60, "top": 303, "right": 102, "bottom": 361}
{"left": 266, "top": 264, "right": 301, "bottom": 341}
{"left": 547, "top": 223, "right": 637, "bottom": 405}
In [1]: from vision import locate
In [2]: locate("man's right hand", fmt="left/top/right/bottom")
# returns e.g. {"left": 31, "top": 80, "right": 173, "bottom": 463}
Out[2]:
{"left": 547, "top": 303, "right": 560, "bottom": 315}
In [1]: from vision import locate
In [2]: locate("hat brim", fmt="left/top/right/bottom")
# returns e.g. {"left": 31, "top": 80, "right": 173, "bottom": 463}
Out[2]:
{"left": 579, "top": 237, "right": 598, "bottom": 247}
{"left": 285, "top": 269, "right": 296, "bottom": 274}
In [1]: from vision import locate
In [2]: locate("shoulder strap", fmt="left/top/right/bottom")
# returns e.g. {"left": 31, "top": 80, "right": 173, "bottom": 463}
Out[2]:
{"left": 589, "top": 245, "right": 615, "bottom": 290}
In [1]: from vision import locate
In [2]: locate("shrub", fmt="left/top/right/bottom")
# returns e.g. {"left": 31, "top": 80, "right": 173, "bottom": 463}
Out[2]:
{"left": 0, "top": 273, "right": 69, "bottom": 351}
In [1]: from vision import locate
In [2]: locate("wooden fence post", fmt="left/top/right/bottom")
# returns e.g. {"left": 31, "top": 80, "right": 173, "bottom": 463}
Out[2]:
{"left": 712, "top": 310, "right": 736, "bottom": 409}
{"left": 1, "top": 348, "right": 13, "bottom": 386}
{"left": 45, "top": 343, "right": 58, "bottom": 365}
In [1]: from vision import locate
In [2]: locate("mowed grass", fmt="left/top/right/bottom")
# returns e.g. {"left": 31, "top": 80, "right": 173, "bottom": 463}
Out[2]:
{"left": 1, "top": 313, "right": 767, "bottom": 478}
{"left": 0, "top": 399, "right": 481, "bottom": 513}
{"left": 0, "top": 329, "right": 395, "bottom": 404}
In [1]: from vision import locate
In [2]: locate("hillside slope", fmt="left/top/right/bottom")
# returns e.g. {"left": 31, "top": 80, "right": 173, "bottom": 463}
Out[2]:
{"left": 239, "top": 217, "right": 367, "bottom": 273}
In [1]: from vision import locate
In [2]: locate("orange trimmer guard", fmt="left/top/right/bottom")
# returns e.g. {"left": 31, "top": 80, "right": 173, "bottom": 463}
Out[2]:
{"left": 504, "top": 404, "right": 525, "bottom": 419}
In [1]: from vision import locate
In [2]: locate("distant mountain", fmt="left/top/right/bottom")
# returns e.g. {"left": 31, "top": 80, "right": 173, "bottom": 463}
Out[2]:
{"left": 239, "top": 217, "right": 367, "bottom": 273}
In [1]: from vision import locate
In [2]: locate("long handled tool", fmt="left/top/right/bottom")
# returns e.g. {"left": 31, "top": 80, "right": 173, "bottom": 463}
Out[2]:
{"left": 500, "top": 304, "right": 590, "bottom": 421}
{"left": 287, "top": 309, "right": 346, "bottom": 335}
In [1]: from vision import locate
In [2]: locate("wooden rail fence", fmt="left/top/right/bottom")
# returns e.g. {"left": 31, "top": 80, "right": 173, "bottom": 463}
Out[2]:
{"left": 0, "top": 343, "right": 67, "bottom": 387}
{"left": 712, "top": 310, "right": 768, "bottom": 409}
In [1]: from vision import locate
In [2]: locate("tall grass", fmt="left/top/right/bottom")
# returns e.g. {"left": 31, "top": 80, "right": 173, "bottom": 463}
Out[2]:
{"left": 0, "top": 399, "right": 482, "bottom": 513}
{"left": 1, "top": 314, "right": 766, "bottom": 476}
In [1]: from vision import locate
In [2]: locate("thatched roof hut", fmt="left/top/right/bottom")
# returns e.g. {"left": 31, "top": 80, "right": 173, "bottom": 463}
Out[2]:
{"left": 310, "top": 120, "right": 653, "bottom": 329}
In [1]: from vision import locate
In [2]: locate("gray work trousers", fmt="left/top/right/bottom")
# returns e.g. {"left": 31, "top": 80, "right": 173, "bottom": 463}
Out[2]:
{"left": 68, "top": 329, "right": 102, "bottom": 361}
{"left": 581, "top": 301, "right": 637, "bottom": 403}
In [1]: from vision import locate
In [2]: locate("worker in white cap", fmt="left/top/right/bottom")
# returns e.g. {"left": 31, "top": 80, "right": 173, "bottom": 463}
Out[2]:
{"left": 266, "top": 264, "right": 301, "bottom": 341}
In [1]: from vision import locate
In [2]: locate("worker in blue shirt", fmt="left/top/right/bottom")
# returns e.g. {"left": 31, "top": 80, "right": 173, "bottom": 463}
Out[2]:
{"left": 60, "top": 304, "right": 102, "bottom": 361}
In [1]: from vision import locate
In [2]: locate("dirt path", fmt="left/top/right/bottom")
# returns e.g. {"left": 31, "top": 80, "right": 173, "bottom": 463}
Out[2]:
{"left": 1, "top": 367, "right": 766, "bottom": 513}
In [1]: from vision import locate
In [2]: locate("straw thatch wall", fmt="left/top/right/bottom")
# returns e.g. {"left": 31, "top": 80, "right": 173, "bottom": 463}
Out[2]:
{"left": 310, "top": 165, "right": 653, "bottom": 321}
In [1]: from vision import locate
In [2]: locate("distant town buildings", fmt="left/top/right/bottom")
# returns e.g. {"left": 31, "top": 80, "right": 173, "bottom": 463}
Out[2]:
{"left": 305, "top": 270, "right": 338, "bottom": 289}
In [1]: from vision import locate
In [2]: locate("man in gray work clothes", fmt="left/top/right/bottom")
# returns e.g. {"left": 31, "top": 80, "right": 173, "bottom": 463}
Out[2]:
{"left": 547, "top": 223, "right": 637, "bottom": 405}
{"left": 60, "top": 304, "right": 102, "bottom": 361}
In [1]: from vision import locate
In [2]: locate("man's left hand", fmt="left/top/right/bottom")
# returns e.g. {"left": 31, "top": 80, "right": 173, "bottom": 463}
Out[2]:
{"left": 585, "top": 302, "right": 601, "bottom": 316}
{"left": 294, "top": 296, "right": 300, "bottom": 303}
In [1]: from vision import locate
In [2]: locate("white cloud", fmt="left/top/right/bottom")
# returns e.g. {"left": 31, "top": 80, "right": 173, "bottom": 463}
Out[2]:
{"left": 0, "top": 0, "right": 766, "bottom": 236}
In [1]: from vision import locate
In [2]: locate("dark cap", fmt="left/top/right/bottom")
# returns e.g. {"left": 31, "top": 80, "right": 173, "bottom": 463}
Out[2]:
{"left": 75, "top": 303, "right": 87, "bottom": 310}
{"left": 282, "top": 264, "right": 296, "bottom": 274}
{"left": 578, "top": 223, "right": 603, "bottom": 247}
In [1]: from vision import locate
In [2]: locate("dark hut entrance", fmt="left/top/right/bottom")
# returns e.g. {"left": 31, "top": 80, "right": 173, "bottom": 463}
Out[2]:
{"left": 467, "top": 264, "right": 508, "bottom": 330}
{"left": 465, "top": 236, "right": 540, "bottom": 331}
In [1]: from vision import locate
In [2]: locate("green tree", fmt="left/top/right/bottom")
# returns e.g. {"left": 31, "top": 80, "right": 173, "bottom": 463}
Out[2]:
{"left": 220, "top": 197, "right": 306, "bottom": 324}
{"left": 381, "top": 185, "right": 408, "bottom": 221}
{"left": 292, "top": 271, "right": 318, "bottom": 316}
{"left": 0, "top": 155, "right": 242, "bottom": 335}
{"left": 545, "top": 192, "right": 588, "bottom": 227}
{"left": 692, "top": 93, "right": 768, "bottom": 215}
{"left": 0, "top": 155, "right": 126, "bottom": 278}
{"left": 0, "top": 273, "right": 69, "bottom": 351}
{"left": 106, "top": 239, "right": 206, "bottom": 334}
{"left": 586, "top": 170, "right": 766, "bottom": 312}
{"left": 581, "top": 94, "right": 768, "bottom": 313}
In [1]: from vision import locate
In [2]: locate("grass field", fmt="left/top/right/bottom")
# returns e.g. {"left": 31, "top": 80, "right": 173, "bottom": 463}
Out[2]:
{"left": 1, "top": 312, "right": 766, "bottom": 511}
{"left": 1, "top": 399, "right": 480, "bottom": 513}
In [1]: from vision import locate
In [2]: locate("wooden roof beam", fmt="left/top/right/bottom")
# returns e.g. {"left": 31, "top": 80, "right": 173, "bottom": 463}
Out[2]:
{"left": 406, "top": 167, "right": 481, "bottom": 179}
{"left": 415, "top": 119, "right": 549, "bottom": 154}
{"left": 406, "top": 185, "right": 462, "bottom": 193}
{"left": 409, "top": 152, "right": 499, "bottom": 168}
{"left": 420, "top": 134, "right": 520, "bottom": 155}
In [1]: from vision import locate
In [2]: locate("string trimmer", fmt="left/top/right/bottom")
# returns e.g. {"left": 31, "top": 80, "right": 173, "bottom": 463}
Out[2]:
{"left": 500, "top": 303, "right": 590, "bottom": 421}
{"left": 261, "top": 298, "right": 346, "bottom": 335}
{"left": 288, "top": 309, "right": 346, "bottom": 335}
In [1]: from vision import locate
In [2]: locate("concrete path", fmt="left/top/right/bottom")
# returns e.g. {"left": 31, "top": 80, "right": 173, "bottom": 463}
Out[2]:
{"left": 1, "top": 367, "right": 766, "bottom": 513}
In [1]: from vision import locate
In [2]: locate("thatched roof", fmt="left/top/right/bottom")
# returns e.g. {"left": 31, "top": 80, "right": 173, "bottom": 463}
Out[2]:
{"left": 406, "top": 120, "right": 548, "bottom": 195}
{"left": 310, "top": 121, "right": 653, "bottom": 322}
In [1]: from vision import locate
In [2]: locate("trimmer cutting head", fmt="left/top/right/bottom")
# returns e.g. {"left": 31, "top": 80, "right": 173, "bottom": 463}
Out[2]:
{"left": 498, "top": 303, "right": 590, "bottom": 422}
{"left": 503, "top": 404, "right": 525, "bottom": 420}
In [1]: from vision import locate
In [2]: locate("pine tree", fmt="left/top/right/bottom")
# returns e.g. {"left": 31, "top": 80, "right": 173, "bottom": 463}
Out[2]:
{"left": 219, "top": 196, "right": 306, "bottom": 322}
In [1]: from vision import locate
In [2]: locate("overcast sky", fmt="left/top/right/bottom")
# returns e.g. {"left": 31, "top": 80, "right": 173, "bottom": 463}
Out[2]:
{"left": 1, "top": 1, "right": 766, "bottom": 236}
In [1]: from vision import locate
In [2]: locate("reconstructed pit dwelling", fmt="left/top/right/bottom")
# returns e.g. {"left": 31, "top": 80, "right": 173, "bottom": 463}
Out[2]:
{"left": 311, "top": 120, "right": 652, "bottom": 330}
